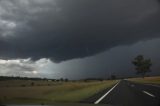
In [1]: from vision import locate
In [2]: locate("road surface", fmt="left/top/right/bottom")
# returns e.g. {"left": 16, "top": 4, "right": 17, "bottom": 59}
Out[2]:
{"left": 83, "top": 80, "right": 160, "bottom": 106}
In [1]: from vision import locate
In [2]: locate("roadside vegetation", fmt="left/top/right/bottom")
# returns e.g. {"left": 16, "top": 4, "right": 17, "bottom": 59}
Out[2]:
{"left": 129, "top": 55, "right": 160, "bottom": 85}
{"left": 128, "top": 76, "right": 160, "bottom": 84}
{"left": 0, "top": 80, "right": 118, "bottom": 104}
{"left": 132, "top": 55, "right": 152, "bottom": 78}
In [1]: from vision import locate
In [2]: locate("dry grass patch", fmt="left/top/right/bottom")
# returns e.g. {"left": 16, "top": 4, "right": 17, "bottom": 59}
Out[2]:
{"left": 0, "top": 80, "right": 118, "bottom": 104}
{"left": 128, "top": 76, "right": 160, "bottom": 84}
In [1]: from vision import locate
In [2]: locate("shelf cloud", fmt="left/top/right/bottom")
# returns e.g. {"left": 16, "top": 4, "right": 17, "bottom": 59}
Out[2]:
{"left": 0, "top": 0, "right": 160, "bottom": 79}
{"left": 0, "top": 0, "right": 160, "bottom": 62}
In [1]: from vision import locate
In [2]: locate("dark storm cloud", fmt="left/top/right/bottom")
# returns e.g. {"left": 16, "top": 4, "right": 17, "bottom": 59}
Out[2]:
{"left": 53, "top": 38, "right": 160, "bottom": 79}
{"left": 0, "top": 0, "right": 160, "bottom": 62}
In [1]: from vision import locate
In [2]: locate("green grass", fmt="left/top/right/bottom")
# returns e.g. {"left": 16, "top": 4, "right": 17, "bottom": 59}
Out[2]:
{"left": 0, "top": 80, "right": 118, "bottom": 104}
{"left": 128, "top": 76, "right": 160, "bottom": 84}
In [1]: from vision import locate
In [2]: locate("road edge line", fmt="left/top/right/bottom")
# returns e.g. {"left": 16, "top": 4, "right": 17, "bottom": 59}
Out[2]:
{"left": 94, "top": 80, "right": 121, "bottom": 104}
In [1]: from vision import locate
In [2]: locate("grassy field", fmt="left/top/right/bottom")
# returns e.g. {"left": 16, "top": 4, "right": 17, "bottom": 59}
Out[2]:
{"left": 128, "top": 76, "right": 160, "bottom": 84}
{"left": 0, "top": 80, "right": 61, "bottom": 87}
{"left": 0, "top": 80, "right": 118, "bottom": 104}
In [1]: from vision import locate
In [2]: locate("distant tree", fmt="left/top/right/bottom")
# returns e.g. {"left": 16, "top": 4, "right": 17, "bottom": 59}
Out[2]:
{"left": 52, "top": 79, "right": 56, "bottom": 82}
{"left": 64, "top": 78, "right": 69, "bottom": 82}
{"left": 60, "top": 78, "right": 64, "bottom": 82}
{"left": 99, "top": 78, "right": 103, "bottom": 82}
{"left": 84, "top": 79, "right": 88, "bottom": 82}
{"left": 132, "top": 55, "right": 152, "bottom": 78}
{"left": 21, "top": 84, "right": 26, "bottom": 87}
{"left": 31, "top": 82, "right": 35, "bottom": 86}
{"left": 111, "top": 75, "right": 116, "bottom": 80}
{"left": 56, "top": 79, "right": 60, "bottom": 82}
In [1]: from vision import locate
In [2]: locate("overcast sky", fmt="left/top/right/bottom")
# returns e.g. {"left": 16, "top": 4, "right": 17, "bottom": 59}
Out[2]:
{"left": 0, "top": 0, "right": 160, "bottom": 79}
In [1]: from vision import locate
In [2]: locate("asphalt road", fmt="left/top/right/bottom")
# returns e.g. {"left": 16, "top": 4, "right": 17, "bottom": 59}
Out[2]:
{"left": 83, "top": 80, "right": 160, "bottom": 106}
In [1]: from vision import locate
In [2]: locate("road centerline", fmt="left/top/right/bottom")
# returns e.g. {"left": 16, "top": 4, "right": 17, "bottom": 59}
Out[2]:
{"left": 142, "top": 90, "right": 155, "bottom": 98}
{"left": 94, "top": 80, "right": 120, "bottom": 104}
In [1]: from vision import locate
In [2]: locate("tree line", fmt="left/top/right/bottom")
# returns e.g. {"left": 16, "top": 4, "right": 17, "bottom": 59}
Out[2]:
{"left": 0, "top": 76, "right": 69, "bottom": 82}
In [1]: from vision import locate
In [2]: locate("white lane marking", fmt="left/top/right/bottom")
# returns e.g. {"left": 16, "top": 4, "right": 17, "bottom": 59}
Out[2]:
{"left": 94, "top": 81, "right": 120, "bottom": 104}
{"left": 143, "top": 91, "right": 155, "bottom": 98}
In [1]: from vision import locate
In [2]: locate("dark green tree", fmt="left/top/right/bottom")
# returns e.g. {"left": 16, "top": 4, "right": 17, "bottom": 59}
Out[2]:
{"left": 111, "top": 75, "right": 116, "bottom": 80}
{"left": 132, "top": 55, "right": 152, "bottom": 78}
